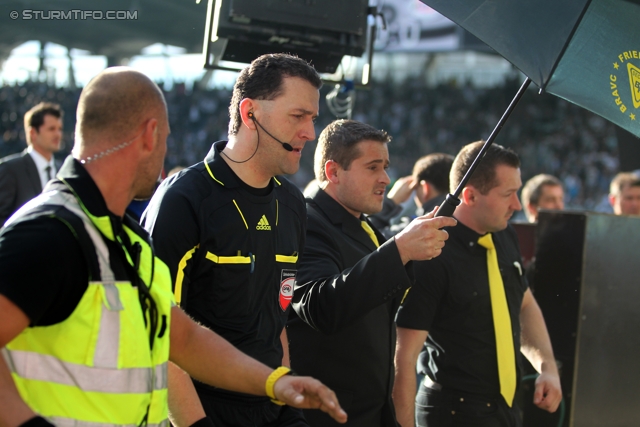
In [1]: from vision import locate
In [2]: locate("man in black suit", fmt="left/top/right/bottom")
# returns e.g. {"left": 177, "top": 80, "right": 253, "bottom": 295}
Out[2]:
{"left": 287, "top": 120, "right": 456, "bottom": 427}
{"left": 0, "top": 102, "right": 63, "bottom": 225}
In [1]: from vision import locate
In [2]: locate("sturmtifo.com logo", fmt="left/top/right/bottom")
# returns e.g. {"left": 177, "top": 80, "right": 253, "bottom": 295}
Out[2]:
{"left": 610, "top": 50, "right": 640, "bottom": 123}
{"left": 9, "top": 10, "right": 138, "bottom": 20}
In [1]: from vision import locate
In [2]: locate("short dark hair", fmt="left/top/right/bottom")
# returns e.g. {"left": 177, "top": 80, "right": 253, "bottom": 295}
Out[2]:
{"left": 521, "top": 174, "right": 563, "bottom": 207}
{"left": 314, "top": 119, "right": 391, "bottom": 182}
{"left": 412, "top": 153, "right": 454, "bottom": 194}
{"left": 610, "top": 172, "right": 640, "bottom": 196}
{"left": 24, "top": 102, "right": 63, "bottom": 134}
{"left": 450, "top": 141, "right": 520, "bottom": 194}
{"left": 228, "top": 53, "right": 322, "bottom": 136}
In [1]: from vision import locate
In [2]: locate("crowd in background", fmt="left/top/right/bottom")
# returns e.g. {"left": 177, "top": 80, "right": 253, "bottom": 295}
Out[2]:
{"left": 0, "top": 75, "right": 620, "bottom": 212}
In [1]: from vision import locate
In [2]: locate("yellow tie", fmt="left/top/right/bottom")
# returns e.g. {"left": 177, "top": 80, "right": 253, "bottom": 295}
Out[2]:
{"left": 477, "top": 233, "right": 516, "bottom": 407}
{"left": 361, "top": 220, "right": 380, "bottom": 248}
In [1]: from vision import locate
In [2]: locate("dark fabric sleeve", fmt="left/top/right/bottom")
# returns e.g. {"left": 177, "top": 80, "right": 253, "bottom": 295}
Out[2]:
{"left": 395, "top": 257, "right": 449, "bottom": 332}
{"left": 367, "top": 197, "right": 403, "bottom": 234}
{"left": 0, "top": 217, "right": 87, "bottom": 326}
{"left": 0, "top": 162, "right": 18, "bottom": 225}
{"left": 292, "top": 214, "right": 413, "bottom": 335}
{"left": 142, "top": 180, "right": 201, "bottom": 289}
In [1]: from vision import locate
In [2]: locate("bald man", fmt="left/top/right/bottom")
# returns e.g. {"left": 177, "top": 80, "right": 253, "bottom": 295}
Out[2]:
{"left": 0, "top": 67, "right": 346, "bottom": 427}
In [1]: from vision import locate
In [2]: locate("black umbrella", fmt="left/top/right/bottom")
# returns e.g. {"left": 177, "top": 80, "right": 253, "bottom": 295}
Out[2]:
{"left": 428, "top": 0, "right": 640, "bottom": 216}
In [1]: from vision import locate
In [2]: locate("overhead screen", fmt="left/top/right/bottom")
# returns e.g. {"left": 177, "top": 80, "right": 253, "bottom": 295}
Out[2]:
{"left": 206, "top": 0, "right": 369, "bottom": 73}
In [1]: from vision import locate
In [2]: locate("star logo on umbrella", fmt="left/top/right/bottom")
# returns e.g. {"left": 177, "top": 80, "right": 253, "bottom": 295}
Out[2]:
{"left": 609, "top": 50, "right": 640, "bottom": 122}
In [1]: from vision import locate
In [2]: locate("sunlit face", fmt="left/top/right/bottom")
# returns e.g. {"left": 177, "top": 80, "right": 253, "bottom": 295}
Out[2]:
{"left": 611, "top": 185, "right": 640, "bottom": 216}
{"left": 253, "top": 76, "right": 319, "bottom": 176}
{"left": 471, "top": 165, "right": 522, "bottom": 233}
{"left": 30, "top": 114, "right": 63, "bottom": 159}
{"left": 528, "top": 184, "right": 564, "bottom": 221}
{"left": 333, "top": 140, "right": 391, "bottom": 217}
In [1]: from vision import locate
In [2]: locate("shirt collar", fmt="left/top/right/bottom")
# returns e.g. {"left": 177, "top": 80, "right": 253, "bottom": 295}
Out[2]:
{"left": 56, "top": 155, "right": 124, "bottom": 239}
{"left": 27, "top": 146, "right": 55, "bottom": 170}
{"left": 203, "top": 140, "right": 281, "bottom": 190}
{"left": 307, "top": 186, "right": 361, "bottom": 227}
{"left": 451, "top": 218, "right": 486, "bottom": 253}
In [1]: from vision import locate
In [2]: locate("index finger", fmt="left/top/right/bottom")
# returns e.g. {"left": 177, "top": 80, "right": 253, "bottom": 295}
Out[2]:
{"left": 315, "top": 384, "right": 348, "bottom": 423}
{"left": 285, "top": 377, "right": 348, "bottom": 423}
{"left": 419, "top": 214, "right": 457, "bottom": 229}
{"left": 422, "top": 206, "right": 438, "bottom": 219}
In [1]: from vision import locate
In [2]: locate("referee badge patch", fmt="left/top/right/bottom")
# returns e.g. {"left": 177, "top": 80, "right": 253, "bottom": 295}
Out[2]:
{"left": 279, "top": 269, "right": 296, "bottom": 311}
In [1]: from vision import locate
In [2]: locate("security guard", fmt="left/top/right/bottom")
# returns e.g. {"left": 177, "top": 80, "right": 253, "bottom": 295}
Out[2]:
{"left": 0, "top": 67, "right": 346, "bottom": 427}
{"left": 2, "top": 159, "right": 173, "bottom": 427}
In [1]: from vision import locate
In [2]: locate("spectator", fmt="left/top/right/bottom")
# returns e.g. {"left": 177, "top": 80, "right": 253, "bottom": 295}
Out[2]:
{"left": 0, "top": 102, "right": 63, "bottom": 225}
{"left": 412, "top": 153, "right": 454, "bottom": 214}
{"left": 521, "top": 174, "right": 565, "bottom": 223}
{"left": 0, "top": 76, "right": 623, "bottom": 213}
{"left": 608, "top": 171, "right": 640, "bottom": 216}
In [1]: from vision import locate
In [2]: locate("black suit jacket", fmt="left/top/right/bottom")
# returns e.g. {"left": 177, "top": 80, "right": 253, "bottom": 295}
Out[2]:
{"left": 288, "top": 187, "right": 414, "bottom": 427}
{"left": 0, "top": 150, "right": 43, "bottom": 225}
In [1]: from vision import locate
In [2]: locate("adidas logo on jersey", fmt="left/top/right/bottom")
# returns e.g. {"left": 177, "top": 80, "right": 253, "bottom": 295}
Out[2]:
{"left": 256, "top": 215, "right": 271, "bottom": 230}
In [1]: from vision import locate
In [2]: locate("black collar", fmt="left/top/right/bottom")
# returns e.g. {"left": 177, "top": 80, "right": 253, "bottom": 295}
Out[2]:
{"left": 306, "top": 186, "right": 358, "bottom": 226}
{"left": 450, "top": 219, "right": 486, "bottom": 254}
{"left": 204, "top": 141, "right": 243, "bottom": 189}
{"left": 307, "top": 186, "right": 382, "bottom": 251}
{"left": 54, "top": 155, "right": 124, "bottom": 237}
{"left": 204, "top": 141, "right": 280, "bottom": 194}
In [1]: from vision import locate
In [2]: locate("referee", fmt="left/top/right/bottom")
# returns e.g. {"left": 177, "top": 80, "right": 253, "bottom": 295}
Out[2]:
{"left": 143, "top": 54, "right": 322, "bottom": 427}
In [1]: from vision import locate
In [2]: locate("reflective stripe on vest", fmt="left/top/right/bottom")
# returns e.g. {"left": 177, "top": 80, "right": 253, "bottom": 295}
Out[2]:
{"left": 4, "top": 187, "right": 172, "bottom": 425}
{"left": 49, "top": 417, "right": 170, "bottom": 427}
{"left": 2, "top": 349, "right": 168, "bottom": 393}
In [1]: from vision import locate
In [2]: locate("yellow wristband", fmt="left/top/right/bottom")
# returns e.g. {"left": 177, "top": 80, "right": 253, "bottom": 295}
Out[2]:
{"left": 265, "top": 366, "right": 291, "bottom": 406}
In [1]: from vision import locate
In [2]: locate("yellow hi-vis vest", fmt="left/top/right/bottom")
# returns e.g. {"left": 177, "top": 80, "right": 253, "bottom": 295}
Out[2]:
{"left": 2, "top": 186, "right": 174, "bottom": 427}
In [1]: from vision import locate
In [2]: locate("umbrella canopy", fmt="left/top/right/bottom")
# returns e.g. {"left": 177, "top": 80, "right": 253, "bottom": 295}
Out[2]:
{"left": 419, "top": 0, "right": 640, "bottom": 138}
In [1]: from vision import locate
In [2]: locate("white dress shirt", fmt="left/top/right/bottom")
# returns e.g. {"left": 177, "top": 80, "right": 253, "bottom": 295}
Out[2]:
{"left": 27, "top": 147, "right": 57, "bottom": 190}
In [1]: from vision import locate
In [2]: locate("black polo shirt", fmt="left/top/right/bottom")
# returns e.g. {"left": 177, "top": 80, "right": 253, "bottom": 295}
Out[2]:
{"left": 395, "top": 221, "right": 528, "bottom": 398}
{"left": 143, "top": 141, "right": 306, "bottom": 387}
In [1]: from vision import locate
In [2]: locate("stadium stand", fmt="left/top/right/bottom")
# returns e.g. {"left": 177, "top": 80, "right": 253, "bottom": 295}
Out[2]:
{"left": 1, "top": 76, "right": 618, "bottom": 211}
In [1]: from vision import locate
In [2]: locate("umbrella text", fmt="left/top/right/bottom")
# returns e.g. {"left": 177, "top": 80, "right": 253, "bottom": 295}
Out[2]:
{"left": 610, "top": 75, "right": 628, "bottom": 113}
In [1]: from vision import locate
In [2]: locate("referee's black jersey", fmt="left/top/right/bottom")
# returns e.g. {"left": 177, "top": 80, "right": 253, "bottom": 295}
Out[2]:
{"left": 143, "top": 141, "right": 306, "bottom": 373}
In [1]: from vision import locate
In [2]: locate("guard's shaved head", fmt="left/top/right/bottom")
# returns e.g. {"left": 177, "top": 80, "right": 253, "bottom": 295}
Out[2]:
{"left": 76, "top": 67, "right": 166, "bottom": 146}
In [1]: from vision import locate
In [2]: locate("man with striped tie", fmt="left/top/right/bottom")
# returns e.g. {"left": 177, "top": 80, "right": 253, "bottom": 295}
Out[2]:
{"left": 287, "top": 119, "right": 456, "bottom": 427}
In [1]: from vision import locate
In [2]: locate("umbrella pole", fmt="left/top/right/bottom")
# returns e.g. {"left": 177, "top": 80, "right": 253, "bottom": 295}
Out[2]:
{"left": 435, "top": 77, "right": 532, "bottom": 217}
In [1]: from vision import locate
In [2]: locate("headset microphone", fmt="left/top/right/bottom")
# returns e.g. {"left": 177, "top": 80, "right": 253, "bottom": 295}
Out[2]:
{"left": 249, "top": 112, "right": 294, "bottom": 152}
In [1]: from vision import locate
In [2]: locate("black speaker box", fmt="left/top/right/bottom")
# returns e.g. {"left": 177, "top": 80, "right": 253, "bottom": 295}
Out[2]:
{"left": 522, "top": 211, "right": 640, "bottom": 427}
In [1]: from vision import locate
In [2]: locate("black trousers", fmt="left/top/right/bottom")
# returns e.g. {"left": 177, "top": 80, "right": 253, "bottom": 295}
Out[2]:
{"left": 198, "top": 389, "right": 309, "bottom": 427}
{"left": 415, "top": 385, "right": 522, "bottom": 427}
